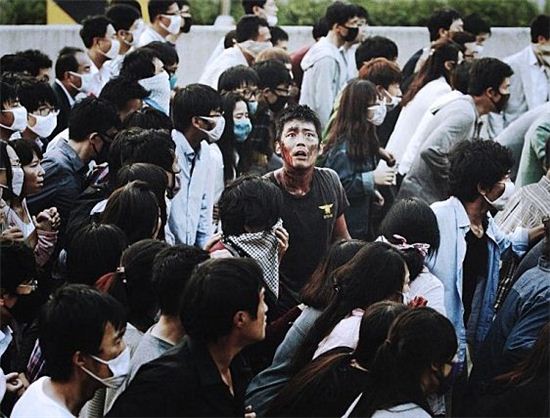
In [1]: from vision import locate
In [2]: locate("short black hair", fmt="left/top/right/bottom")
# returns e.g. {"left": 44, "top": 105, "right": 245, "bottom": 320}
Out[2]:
{"left": 55, "top": 50, "right": 83, "bottom": 81}
{"left": 354, "top": 4, "right": 369, "bottom": 20}
{"left": 242, "top": 0, "right": 266, "bottom": 14}
{"left": 530, "top": 14, "right": 550, "bottom": 43}
{"left": 253, "top": 59, "right": 291, "bottom": 90}
{"left": 80, "top": 15, "right": 113, "bottom": 49}
{"left": 106, "top": 4, "right": 141, "bottom": 31}
{"left": 236, "top": 15, "right": 269, "bottom": 43}
{"left": 0, "top": 80, "right": 18, "bottom": 110}
{"left": 66, "top": 223, "right": 128, "bottom": 286}
{"left": 172, "top": 83, "right": 221, "bottom": 132}
{"left": 449, "top": 140, "right": 513, "bottom": 202}
{"left": 122, "top": 107, "right": 173, "bottom": 130}
{"left": 120, "top": 48, "right": 157, "bottom": 81}
{"left": 270, "top": 26, "right": 289, "bottom": 45}
{"left": 152, "top": 245, "right": 209, "bottom": 316}
{"left": 110, "top": 0, "right": 143, "bottom": 16}
{"left": 427, "top": 8, "right": 462, "bottom": 42}
{"left": 356, "top": 36, "right": 398, "bottom": 70}
{"left": 218, "top": 65, "right": 259, "bottom": 93}
{"left": 219, "top": 175, "right": 283, "bottom": 236}
{"left": 463, "top": 13, "right": 491, "bottom": 36}
{"left": 16, "top": 49, "right": 52, "bottom": 75}
{"left": 11, "top": 138, "right": 43, "bottom": 166}
{"left": 1, "top": 242, "right": 36, "bottom": 295}
{"left": 148, "top": 0, "right": 178, "bottom": 22}
{"left": 224, "top": 29, "right": 238, "bottom": 48}
{"left": 39, "top": 284, "right": 126, "bottom": 381}
{"left": 312, "top": 17, "right": 329, "bottom": 40}
{"left": 100, "top": 76, "right": 149, "bottom": 112}
{"left": 15, "top": 77, "right": 57, "bottom": 113}
{"left": 142, "top": 41, "right": 179, "bottom": 67}
{"left": 451, "top": 60, "right": 472, "bottom": 94}
{"left": 325, "top": 1, "right": 356, "bottom": 28}
{"left": 468, "top": 57, "right": 513, "bottom": 96}
{"left": 275, "top": 104, "right": 322, "bottom": 143}
{"left": 68, "top": 97, "right": 119, "bottom": 141}
{"left": 180, "top": 258, "right": 263, "bottom": 342}
{"left": 0, "top": 54, "right": 34, "bottom": 76}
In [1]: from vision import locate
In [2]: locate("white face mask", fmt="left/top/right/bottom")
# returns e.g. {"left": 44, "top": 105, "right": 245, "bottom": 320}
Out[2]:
{"left": 484, "top": 179, "right": 515, "bottom": 211}
{"left": 367, "top": 103, "right": 387, "bottom": 126}
{"left": 139, "top": 71, "right": 171, "bottom": 116}
{"left": 69, "top": 71, "right": 94, "bottom": 94}
{"left": 199, "top": 116, "right": 226, "bottom": 143}
{"left": 384, "top": 94, "right": 401, "bottom": 111}
{"left": 28, "top": 112, "right": 58, "bottom": 138}
{"left": 81, "top": 346, "right": 130, "bottom": 389}
{"left": 99, "top": 38, "right": 121, "bottom": 60}
{"left": 239, "top": 40, "right": 272, "bottom": 57}
{"left": 126, "top": 19, "right": 145, "bottom": 46}
{"left": 0, "top": 369, "right": 5, "bottom": 404}
{"left": 10, "top": 166, "right": 24, "bottom": 197}
{"left": 0, "top": 106, "right": 28, "bottom": 132}
{"left": 267, "top": 14, "right": 278, "bottom": 27}
{"left": 161, "top": 14, "right": 182, "bottom": 35}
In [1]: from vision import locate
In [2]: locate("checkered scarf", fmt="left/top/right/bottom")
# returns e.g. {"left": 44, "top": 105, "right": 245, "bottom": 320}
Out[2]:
{"left": 225, "top": 219, "right": 282, "bottom": 298}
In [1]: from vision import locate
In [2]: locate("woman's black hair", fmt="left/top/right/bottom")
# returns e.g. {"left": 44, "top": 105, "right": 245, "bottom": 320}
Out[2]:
{"left": 379, "top": 197, "right": 440, "bottom": 281}
{"left": 122, "top": 107, "right": 173, "bottom": 130}
{"left": 10, "top": 139, "right": 43, "bottom": 166}
{"left": 292, "top": 242, "right": 407, "bottom": 371}
{"left": 300, "top": 239, "right": 366, "bottom": 310}
{"left": 0, "top": 142, "right": 14, "bottom": 198}
{"left": 351, "top": 308, "right": 457, "bottom": 417}
{"left": 101, "top": 180, "right": 160, "bottom": 244}
{"left": 0, "top": 242, "right": 36, "bottom": 294}
{"left": 120, "top": 48, "right": 157, "bottom": 81}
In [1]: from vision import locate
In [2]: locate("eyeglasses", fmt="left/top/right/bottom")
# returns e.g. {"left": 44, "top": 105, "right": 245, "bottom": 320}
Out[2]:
{"left": 233, "top": 88, "right": 258, "bottom": 100}
{"left": 272, "top": 87, "right": 291, "bottom": 97}
{"left": 34, "top": 107, "right": 59, "bottom": 117}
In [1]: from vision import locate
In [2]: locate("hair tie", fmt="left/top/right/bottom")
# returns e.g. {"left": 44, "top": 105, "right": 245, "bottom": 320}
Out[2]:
{"left": 391, "top": 234, "right": 430, "bottom": 258}
{"left": 116, "top": 266, "right": 127, "bottom": 284}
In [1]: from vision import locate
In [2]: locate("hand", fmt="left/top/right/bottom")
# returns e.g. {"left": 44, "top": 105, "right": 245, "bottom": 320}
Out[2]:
{"left": 34, "top": 207, "right": 61, "bottom": 232}
{"left": 16, "top": 372, "right": 29, "bottom": 397}
{"left": 373, "top": 189, "right": 385, "bottom": 206}
{"left": 274, "top": 225, "right": 289, "bottom": 262}
{"left": 1, "top": 226, "right": 24, "bottom": 242}
{"left": 203, "top": 232, "right": 222, "bottom": 252}
{"left": 244, "top": 405, "right": 256, "bottom": 418}
{"left": 4, "top": 372, "right": 23, "bottom": 394}
{"left": 373, "top": 166, "right": 396, "bottom": 186}
{"left": 379, "top": 148, "right": 396, "bottom": 167}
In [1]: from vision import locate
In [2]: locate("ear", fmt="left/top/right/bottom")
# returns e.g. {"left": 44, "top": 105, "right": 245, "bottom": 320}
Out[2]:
{"left": 438, "top": 28, "right": 448, "bottom": 39}
{"left": 444, "top": 61, "right": 453, "bottom": 72}
{"left": 275, "top": 140, "right": 281, "bottom": 154}
{"left": 477, "top": 183, "right": 490, "bottom": 197}
{"left": 73, "top": 350, "right": 87, "bottom": 369}
{"left": 116, "top": 29, "right": 126, "bottom": 39}
{"left": 233, "top": 310, "right": 248, "bottom": 329}
{"left": 191, "top": 116, "right": 204, "bottom": 130}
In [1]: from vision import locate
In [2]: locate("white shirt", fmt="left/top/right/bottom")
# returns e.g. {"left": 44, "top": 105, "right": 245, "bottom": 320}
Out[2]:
{"left": 526, "top": 46, "right": 550, "bottom": 106}
{"left": 88, "top": 57, "right": 113, "bottom": 97}
{"left": 313, "top": 308, "right": 364, "bottom": 359}
{"left": 409, "top": 267, "right": 447, "bottom": 316}
{"left": 12, "top": 377, "right": 75, "bottom": 418}
{"left": 199, "top": 46, "right": 248, "bottom": 89}
{"left": 138, "top": 26, "right": 166, "bottom": 47}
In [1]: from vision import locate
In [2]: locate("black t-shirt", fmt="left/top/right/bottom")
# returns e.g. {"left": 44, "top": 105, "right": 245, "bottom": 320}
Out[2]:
{"left": 266, "top": 168, "right": 349, "bottom": 299}
{"left": 462, "top": 225, "right": 489, "bottom": 325}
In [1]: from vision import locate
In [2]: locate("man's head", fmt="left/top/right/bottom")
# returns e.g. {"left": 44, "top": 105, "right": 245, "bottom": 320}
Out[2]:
{"left": 105, "top": 4, "right": 142, "bottom": 52}
{"left": 468, "top": 57, "right": 513, "bottom": 115}
{"left": 253, "top": 60, "right": 291, "bottom": 112}
{"left": 242, "top": 0, "right": 278, "bottom": 26}
{"left": 236, "top": 15, "right": 271, "bottom": 47}
{"left": 180, "top": 258, "right": 267, "bottom": 345}
{"left": 15, "top": 77, "right": 59, "bottom": 139}
{"left": 142, "top": 41, "right": 179, "bottom": 84}
{"left": 270, "top": 26, "right": 289, "bottom": 50}
{"left": 38, "top": 284, "right": 127, "bottom": 391}
{"left": 449, "top": 140, "right": 513, "bottom": 205}
{"left": 218, "top": 65, "right": 260, "bottom": 103}
{"left": 358, "top": 58, "right": 402, "bottom": 101}
{"left": 312, "top": 17, "right": 329, "bottom": 41}
{"left": 0, "top": 243, "right": 36, "bottom": 311}
{"left": 68, "top": 97, "right": 119, "bottom": 163}
{"left": 355, "top": 36, "right": 398, "bottom": 70}
{"left": 275, "top": 105, "right": 322, "bottom": 171}
{"left": 152, "top": 245, "right": 209, "bottom": 317}
{"left": 427, "top": 8, "right": 463, "bottom": 42}
{"left": 148, "top": 0, "right": 182, "bottom": 36}
{"left": 463, "top": 13, "right": 491, "bottom": 46}
{"left": 325, "top": 1, "right": 361, "bottom": 45}
{"left": 354, "top": 5, "right": 369, "bottom": 42}
{"left": 100, "top": 77, "right": 149, "bottom": 121}
{"left": 80, "top": 15, "right": 119, "bottom": 61}
{"left": 16, "top": 50, "right": 53, "bottom": 82}
{"left": 55, "top": 47, "right": 92, "bottom": 96}
{"left": 0, "top": 80, "right": 26, "bottom": 137}
{"left": 172, "top": 84, "right": 222, "bottom": 142}
{"left": 530, "top": 14, "right": 550, "bottom": 44}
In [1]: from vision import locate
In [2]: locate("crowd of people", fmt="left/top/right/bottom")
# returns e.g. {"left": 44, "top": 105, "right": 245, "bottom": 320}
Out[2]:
{"left": 0, "top": 0, "right": 549, "bottom": 417}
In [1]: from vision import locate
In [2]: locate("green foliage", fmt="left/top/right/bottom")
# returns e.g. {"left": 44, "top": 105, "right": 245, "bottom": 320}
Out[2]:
{"left": 0, "top": 0, "right": 46, "bottom": 24}
{"left": 187, "top": 0, "right": 219, "bottom": 25}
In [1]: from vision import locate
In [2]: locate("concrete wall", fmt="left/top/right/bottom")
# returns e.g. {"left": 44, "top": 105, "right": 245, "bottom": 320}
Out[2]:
{"left": 0, "top": 25, "right": 530, "bottom": 87}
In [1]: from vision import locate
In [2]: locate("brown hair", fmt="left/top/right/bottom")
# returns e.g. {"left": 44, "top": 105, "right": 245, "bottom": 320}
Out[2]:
{"left": 359, "top": 57, "right": 402, "bottom": 90}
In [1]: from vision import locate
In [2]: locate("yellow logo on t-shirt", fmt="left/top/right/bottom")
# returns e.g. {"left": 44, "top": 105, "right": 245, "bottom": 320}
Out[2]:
{"left": 319, "top": 203, "right": 334, "bottom": 219}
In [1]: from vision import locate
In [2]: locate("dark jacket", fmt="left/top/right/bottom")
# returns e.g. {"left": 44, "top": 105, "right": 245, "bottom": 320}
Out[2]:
{"left": 50, "top": 80, "right": 72, "bottom": 140}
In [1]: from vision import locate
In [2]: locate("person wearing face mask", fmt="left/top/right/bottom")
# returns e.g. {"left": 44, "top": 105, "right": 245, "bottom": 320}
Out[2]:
{"left": 168, "top": 84, "right": 221, "bottom": 247}
{"left": 398, "top": 58, "right": 514, "bottom": 205}
{"left": 141, "top": 42, "right": 180, "bottom": 92}
{"left": 27, "top": 97, "right": 119, "bottom": 241}
{"left": 426, "top": 141, "right": 544, "bottom": 410}
{"left": 218, "top": 65, "right": 261, "bottom": 118}
{"left": 322, "top": 80, "right": 395, "bottom": 241}
{"left": 199, "top": 15, "right": 272, "bottom": 89}
{"left": 299, "top": 2, "right": 363, "bottom": 130}
{"left": 0, "top": 82, "right": 28, "bottom": 142}
{"left": 79, "top": 15, "right": 120, "bottom": 97}
{"left": 138, "top": 0, "right": 182, "bottom": 46}
{"left": 11, "top": 285, "right": 128, "bottom": 418}
{"left": 342, "top": 5, "right": 369, "bottom": 81}
{"left": 105, "top": 4, "right": 143, "bottom": 77}
{"left": 488, "top": 14, "right": 550, "bottom": 137}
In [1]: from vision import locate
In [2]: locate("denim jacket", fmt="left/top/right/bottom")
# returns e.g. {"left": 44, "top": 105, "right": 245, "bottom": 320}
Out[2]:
{"left": 427, "top": 197, "right": 529, "bottom": 361}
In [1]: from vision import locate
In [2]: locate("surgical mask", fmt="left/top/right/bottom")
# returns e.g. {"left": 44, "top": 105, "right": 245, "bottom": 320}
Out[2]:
{"left": 181, "top": 17, "right": 193, "bottom": 33}
{"left": 267, "top": 15, "right": 278, "bottom": 27}
{"left": 99, "top": 39, "right": 120, "bottom": 60}
{"left": 484, "top": 179, "right": 515, "bottom": 211}
{"left": 534, "top": 43, "right": 550, "bottom": 67}
{"left": 0, "top": 107, "right": 28, "bottom": 132}
{"left": 343, "top": 26, "right": 359, "bottom": 43}
{"left": 240, "top": 40, "right": 272, "bottom": 57}
{"left": 269, "top": 93, "right": 288, "bottom": 113}
{"left": 0, "top": 369, "right": 5, "bottom": 404}
{"left": 161, "top": 14, "right": 183, "bottom": 35}
{"left": 81, "top": 346, "right": 130, "bottom": 389}
{"left": 233, "top": 118, "right": 252, "bottom": 143}
{"left": 69, "top": 71, "right": 94, "bottom": 94}
{"left": 169, "top": 73, "right": 178, "bottom": 90}
{"left": 28, "top": 112, "right": 58, "bottom": 138}
{"left": 474, "top": 44, "right": 484, "bottom": 56}
{"left": 247, "top": 100, "right": 258, "bottom": 116}
{"left": 10, "top": 166, "right": 24, "bottom": 196}
{"left": 385, "top": 94, "right": 401, "bottom": 111}
{"left": 490, "top": 91, "right": 510, "bottom": 113}
{"left": 139, "top": 71, "right": 171, "bottom": 116}
{"left": 367, "top": 103, "right": 387, "bottom": 126}
{"left": 128, "top": 19, "right": 145, "bottom": 46}
{"left": 198, "top": 116, "right": 225, "bottom": 143}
